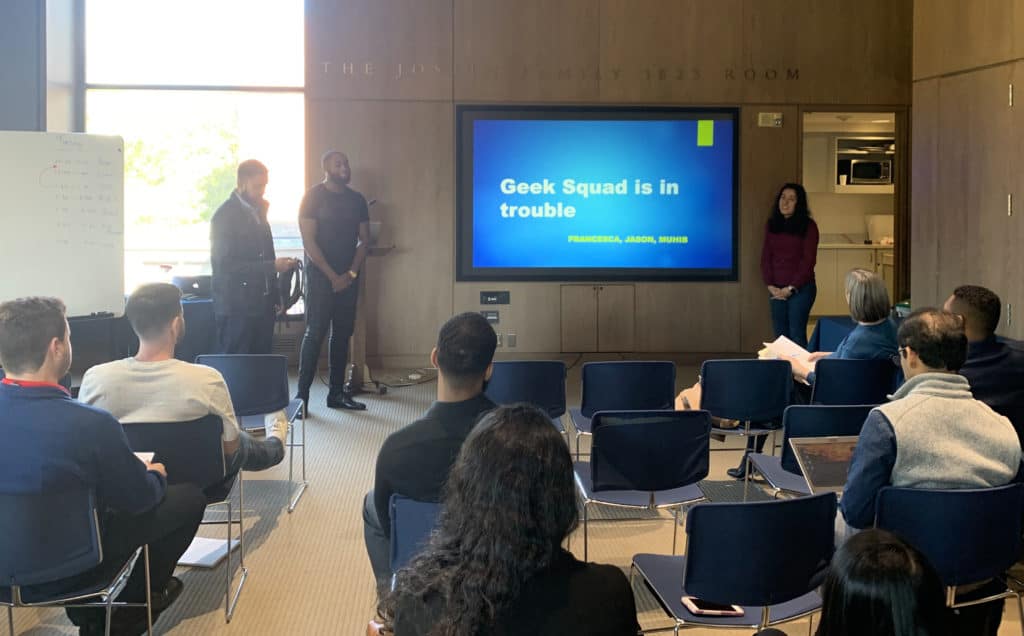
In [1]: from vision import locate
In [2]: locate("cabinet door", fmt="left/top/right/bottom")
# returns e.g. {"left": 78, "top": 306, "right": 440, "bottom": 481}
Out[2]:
{"left": 560, "top": 285, "right": 598, "bottom": 352}
{"left": 811, "top": 248, "right": 837, "bottom": 315}
{"left": 597, "top": 285, "right": 635, "bottom": 352}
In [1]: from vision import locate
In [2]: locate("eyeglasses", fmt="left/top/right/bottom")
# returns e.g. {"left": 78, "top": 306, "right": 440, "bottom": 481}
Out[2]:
{"left": 890, "top": 346, "right": 908, "bottom": 367}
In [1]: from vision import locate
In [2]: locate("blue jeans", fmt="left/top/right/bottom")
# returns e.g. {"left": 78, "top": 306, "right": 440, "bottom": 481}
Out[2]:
{"left": 769, "top": 282, "right": 817, "bottom": 348}
{"left": 226, "top": 430, "right": 285, "bottom": 474}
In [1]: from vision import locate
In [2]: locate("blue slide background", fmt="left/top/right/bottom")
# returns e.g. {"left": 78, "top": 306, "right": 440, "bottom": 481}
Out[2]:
{"left": 472, "top": 119, "right": 735, "bottom": 270}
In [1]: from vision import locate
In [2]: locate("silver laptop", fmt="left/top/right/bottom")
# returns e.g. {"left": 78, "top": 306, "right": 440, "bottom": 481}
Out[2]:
{"left": 789, "top": 436, "right": 859, "bottom": 494}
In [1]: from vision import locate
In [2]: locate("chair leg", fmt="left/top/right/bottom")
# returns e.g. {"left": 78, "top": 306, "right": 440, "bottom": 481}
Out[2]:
{"left": 143, "top": 545, "right": 153, "bottom": 636}
{"left": 8, "top": 606, "right": 15, "bottom": 636}
{"left": 583, "top": 502, "right": 589, "bottom": 562}
{"left": 288, "top": 409, "right": 308, "bottom": 513}
{"left": 671, "top": 507, "right": 679, "bottom": 554}
{"left": 226, "top": 479, "right": 248, "bottom": 622}
{"left": 104, "top": 594, "right": 113, "bottom": 636}
{"left": 225, "top": 498, "right": 232, "bottom": 622}
{"left": 743, "top": 458, "right": 752, "bottom": 502}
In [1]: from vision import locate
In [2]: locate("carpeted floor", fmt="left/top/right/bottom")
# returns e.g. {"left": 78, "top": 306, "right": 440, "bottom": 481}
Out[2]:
{"left": 11, "top": 356, "right": 1023, "bottom": 635}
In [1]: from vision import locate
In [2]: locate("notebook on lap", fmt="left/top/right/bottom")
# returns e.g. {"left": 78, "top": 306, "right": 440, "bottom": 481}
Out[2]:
{"left": 789, "top": 435, "right": 859, "bottom": 494}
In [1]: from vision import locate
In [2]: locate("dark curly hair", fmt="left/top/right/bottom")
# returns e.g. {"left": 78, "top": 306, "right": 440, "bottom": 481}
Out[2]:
{"left": 379, "top": 404, "right": 579, "bottom": 635}
{"left": 767, "top": 182, "right": 812, "bottom": 235}
{"left": 950, "top": 285, "right": 1001, "bottom": 337}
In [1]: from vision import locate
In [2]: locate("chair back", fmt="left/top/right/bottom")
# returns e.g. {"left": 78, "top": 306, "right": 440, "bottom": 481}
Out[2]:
{"left": 591, "top": 410, "right": 710, "bottom": 492}
{"left": 700, "top": 359, "right": 792, "bottom": 422}
{"left": 684, "top": 492, "right": 837, "bottom": 606}
{"left": 779, "top": 405, "right": 875, "bottom": 474}
{"left": 875, "top": 484, "right": 1024, "bottom": 586}
{"left": 389, "top": 495, "right": 441, "bottom": 574}
{"left": 0, "top": 489, "right": 102, "bottom": 587}
{"left": 196, "top": 354, "right": 290, "bottom": 416}
{"left": 121, "top": 415, "right": 226, "bottom": 492}
{"left": 579, "top": 361, "right": 675, "bottom": 418}
{"left": 485, "top": 360, "right": 566, "bottom": 419}
{"left": 811, "top": 358, "right": 896, "bottom": 405}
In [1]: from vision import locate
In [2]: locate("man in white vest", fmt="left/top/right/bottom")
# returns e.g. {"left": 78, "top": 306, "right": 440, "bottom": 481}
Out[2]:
{"left": 840, "top": 308, "right": 1021, "bottom": 634}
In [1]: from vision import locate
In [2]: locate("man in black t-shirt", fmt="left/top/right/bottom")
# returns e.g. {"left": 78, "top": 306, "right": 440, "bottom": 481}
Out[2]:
{"left": 297, "top": 151, "right": 370, "bottom": 411}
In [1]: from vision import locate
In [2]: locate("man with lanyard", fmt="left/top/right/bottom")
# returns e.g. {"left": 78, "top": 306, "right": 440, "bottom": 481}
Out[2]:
{"left": 210, "top": 159, "right": 298, "bottom": 354}
{"left": 296, "top": 150, "right": 370, "bottom": 412}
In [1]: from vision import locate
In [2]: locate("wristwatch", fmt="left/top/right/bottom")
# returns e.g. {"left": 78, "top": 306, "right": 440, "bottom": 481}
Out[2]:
{"left": 348, "top": 270, "right": 359, "bottom": 280}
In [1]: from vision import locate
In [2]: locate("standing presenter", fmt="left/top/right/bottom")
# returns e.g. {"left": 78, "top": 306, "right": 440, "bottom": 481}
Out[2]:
{"left": 296, "top": 151, "right": 370, "bottom": 413}
{"left": 760, "top": 182, "right": 819, "bottom": 348}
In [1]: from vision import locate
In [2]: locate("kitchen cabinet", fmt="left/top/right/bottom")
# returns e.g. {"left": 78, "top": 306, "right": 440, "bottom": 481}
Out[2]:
{"left": 812, "top": 247, "right": 894, "bottom": 316}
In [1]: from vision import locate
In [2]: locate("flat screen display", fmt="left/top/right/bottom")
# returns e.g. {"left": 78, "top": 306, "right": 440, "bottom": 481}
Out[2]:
{"left": 456, "top": 105, "right": 739, "bottom": 282}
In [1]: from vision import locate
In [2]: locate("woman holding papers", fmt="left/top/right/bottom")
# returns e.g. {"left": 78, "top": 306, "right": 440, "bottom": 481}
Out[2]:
{"left": 789, "top": 268, "right": 897, "bottom": 386}
{"left": 761, "top": 183, "right": 819, "bottom": 348}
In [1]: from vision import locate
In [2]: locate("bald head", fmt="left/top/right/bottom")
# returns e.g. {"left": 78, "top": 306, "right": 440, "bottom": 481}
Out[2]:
{"left": 897, "top": 308, "right": 967, "bottom": 377}
{"left": 944, "top": 285, "right": 1001, "bottom": 342}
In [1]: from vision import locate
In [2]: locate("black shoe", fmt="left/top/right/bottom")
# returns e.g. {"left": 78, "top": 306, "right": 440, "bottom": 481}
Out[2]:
{"left": 327, "top": 393, "right": 366, "bottom": 410}
{"left": 79, "top": 577, "right": 184, "bottom": 636}
{"left": 726, "top": 467, "right": 746, "bottom": 479}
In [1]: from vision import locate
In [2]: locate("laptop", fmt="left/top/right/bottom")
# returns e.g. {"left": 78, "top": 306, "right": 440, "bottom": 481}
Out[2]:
{"left": 789, "top": 435, "right": 859, "bottom": 494}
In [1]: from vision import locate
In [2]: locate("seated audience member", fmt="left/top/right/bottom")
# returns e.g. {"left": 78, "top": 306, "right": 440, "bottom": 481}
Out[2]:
{"left": 0, "top": 297, "right": 206, "bottom": 635}
{"left": 815, "top": 528, "right": 947, "bottom": 636}
{"left": 79, "top": 283, "right": 288, "bottom": 475}
{"left": 944, "top": 285, "right": 1024, "bottom": 445}
{"left": 790, "top": 268, "right": 898, "bottom": 385}
{"left": 379, "top": 404, "right": 640, "bottom": 635}
{"left": 363, "top": 312, "right": 498, "bottom": 591}
{"left": 839, "top": 308, "right": 1020, "bottom": 532}
{"left": 839, "top": 310, "right": 1020, "bottom": 635}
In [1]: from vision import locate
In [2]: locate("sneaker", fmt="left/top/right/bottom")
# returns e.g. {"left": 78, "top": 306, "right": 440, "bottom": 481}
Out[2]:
{"left": 294, "top": 393, "right": 308, "bottom": 419}
{"left": 266, "top": 413, "right": 289, "bottom": 443}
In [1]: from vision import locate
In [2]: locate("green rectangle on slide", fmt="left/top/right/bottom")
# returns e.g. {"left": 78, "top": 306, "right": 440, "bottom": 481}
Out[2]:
{"left": 697, "top": 120, "right": 714, "bottom": 146}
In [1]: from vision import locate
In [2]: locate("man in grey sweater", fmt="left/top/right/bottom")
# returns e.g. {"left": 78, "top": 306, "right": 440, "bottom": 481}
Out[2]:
{"left": 841, "top": 308, "right": 1021, "bottom": 531}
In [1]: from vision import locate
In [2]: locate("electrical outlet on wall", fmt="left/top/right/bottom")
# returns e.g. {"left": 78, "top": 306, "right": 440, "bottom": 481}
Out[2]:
{"left": 496, "top": 333, "right": 503, "bottom": 347}
{"left": 507, "top": 332, "right": 517, "bottom": 348}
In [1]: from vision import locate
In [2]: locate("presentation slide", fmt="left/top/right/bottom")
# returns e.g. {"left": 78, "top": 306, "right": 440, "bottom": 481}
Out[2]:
{"left": 456, "top": 107, "right": 737, "bottom": 282}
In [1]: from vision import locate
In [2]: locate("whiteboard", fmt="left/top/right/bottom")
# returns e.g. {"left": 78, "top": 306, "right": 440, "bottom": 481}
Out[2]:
{"left": 0, "top": 131, "right": 125, "bottom": 317}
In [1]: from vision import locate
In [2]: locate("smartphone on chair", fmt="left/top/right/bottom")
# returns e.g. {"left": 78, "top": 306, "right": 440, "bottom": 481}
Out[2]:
{"left": 681, "top": 596, "right": 744, "bottom": 616}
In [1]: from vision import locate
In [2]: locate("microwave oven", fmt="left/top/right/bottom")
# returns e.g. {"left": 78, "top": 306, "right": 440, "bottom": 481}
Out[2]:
{"left": 849, "top": 159, "right": 892, "bottom": 184}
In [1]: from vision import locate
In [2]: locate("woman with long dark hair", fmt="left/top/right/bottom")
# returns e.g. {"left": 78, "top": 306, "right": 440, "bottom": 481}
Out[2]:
{"left": 816, "top": 529, "right": 947, "bottom": 636}
{"left": 378, "top": 404, "right": 639, "bottom": 635}
{"left": 761, "top": 183, "right": 819, "bottom": 347}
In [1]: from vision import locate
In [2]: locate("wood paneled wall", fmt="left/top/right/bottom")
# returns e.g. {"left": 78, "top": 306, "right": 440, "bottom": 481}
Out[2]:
{"left": 911, "top": 2, "right": 1024, "bottom": 339}
{"left": 307, "top": 0, "right": 912, "bottom": 359}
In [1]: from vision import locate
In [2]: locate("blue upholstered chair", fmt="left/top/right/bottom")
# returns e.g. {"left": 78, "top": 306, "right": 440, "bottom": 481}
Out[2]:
{"left": 568, "top": 361, "right": 675, "bottom": 458}
{"left": 573, "top": 410, "right": 710, "bottom": 561}
{"left": 746, "top": 404, "right": 874, "bottom": 499}
{"left": 633, "top": 492, "right": 836, "bottom": 633}
{"left": 1, "top": 489, "right": 155, "bottom": 635}
{"left": 485, "top": 360, "right": 567, "bottom": 437}
{"left": 196, "top": 354, "right": 307, "bottom": 513}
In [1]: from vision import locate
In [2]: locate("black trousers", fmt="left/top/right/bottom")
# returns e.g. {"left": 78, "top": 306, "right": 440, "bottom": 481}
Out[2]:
{"left": 297, "top": 272, "right": 359, "bottom": 398}
{"left": 62, "top": 484, "right": 207, "bottom": 626}
{"left": 215, "top": 308, "right": 275, "bottom": 354}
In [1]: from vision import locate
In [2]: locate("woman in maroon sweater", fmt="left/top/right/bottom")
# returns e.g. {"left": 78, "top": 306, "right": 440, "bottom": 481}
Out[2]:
{"left": 760, "top": 183, "right": 819, "bottom": 347}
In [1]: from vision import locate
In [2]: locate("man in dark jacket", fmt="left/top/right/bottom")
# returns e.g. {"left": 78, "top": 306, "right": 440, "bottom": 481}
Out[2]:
{"left": 944, "top": 285, "right": 1024, "bottom": 446}
{"left": 210, "top": 160, "right": 297, "bottom": 354}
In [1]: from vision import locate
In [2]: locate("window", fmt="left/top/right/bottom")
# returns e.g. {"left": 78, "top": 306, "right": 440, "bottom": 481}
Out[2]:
{"left": 84, "top": 0, "right": 304, "bottom": 292}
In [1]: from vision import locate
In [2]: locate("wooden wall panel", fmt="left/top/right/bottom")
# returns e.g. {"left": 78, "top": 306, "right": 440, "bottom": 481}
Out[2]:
{"left": 634, "top": 283, "right": 741, "bottom": 352}
{"left": 930, "top": 75, "right": 971, "bottom": 302}
{"left": 913, "top": 0, "right": 1017, "bottom": 80}
{"left": 306, "top": 100, "right": 454, "bottom": 357}
{"left": 451, "top": 283, "right": 562, "bottom": 353}
{"left": 597, "top": 0, "right": 744, "bottom": 104}
{"left": 743, "top": 0, "right": 911, "bottom": 105}
{"left": 910, "top": 80, "right": 940, "bottom": 308}
{"left": 306, "top": 0, "right": 452, "bottom": 101}
{"left": 453, "top": 0, "right": 600, "bottom": 102}
{"left": 1008, "top": 61, "right": 1024, "bottom": 340}
{"left": 738, "top": 105, "right": 800, "bottom": 353}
